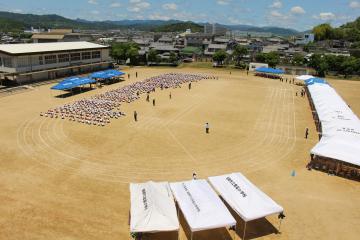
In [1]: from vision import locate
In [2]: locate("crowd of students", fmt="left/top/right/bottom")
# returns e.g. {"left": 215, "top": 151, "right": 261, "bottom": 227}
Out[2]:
{"left": 40, "top": 73, "right": 214, "bottom": 126}
{"left": 255, "top": 72, "right": 282, "bottom": 79}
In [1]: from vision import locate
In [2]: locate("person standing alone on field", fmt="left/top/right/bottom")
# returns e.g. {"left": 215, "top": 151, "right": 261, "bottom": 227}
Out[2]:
{"left": 136, "top": 72, "right": 138, "bottom": 78}
{"left": 134, "top": 111, "right": 138, "bottom": 122}
{"left": 205, "top": 122, "right": 210, "bottom": 134}
{"left": 305, "top": 127, "right": 309, "bottom": 139}
{"left": 153, "top": 99, "right": 156, "bottom": 106}
{"left": 189, "top": 82, "right": 191, "bottom": 90}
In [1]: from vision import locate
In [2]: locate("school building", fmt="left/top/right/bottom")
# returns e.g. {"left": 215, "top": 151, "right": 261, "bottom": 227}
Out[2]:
{"left": 0, "top": 41, "right": 112, "bottom": 83}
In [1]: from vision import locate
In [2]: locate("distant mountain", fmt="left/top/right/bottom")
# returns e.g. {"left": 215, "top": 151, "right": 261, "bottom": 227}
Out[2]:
{"left": 152, "top": 21, "right": 203, "bottom": 32}
{"left": 0, "top": 11, "right": 120, "bottom": 31}
{"left": 218, "top": 24, "right": 299, "bottom": 36}
{"left": 106, "top": 19, "right": 182, "bottom": 26}
{"left": 0, "top": 10, "right": 299, "bottom": 36}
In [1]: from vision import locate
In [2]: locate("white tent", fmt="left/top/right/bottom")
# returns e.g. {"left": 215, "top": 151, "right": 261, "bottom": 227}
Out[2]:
{"left": 307, "top": 82, "right": 360, "bottom": 167}
{"left": 296, "top": 75, "right": 314, "bottom": 81}
{"left": 130, "top": 181, "right": 179, "bottom": 233}
{"left": 209, "top": 173, "right": 284, "bottom": 239}
{"left": 170, "top": 179, "right": 236, "bottom": 236}
{"left": 208, "top": 173, "right": 283, "bottom": 222}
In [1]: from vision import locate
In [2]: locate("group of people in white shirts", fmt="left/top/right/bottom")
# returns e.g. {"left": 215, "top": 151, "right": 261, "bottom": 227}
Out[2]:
{"left": 41, "top": 73, "right": 215, "bottom": 126}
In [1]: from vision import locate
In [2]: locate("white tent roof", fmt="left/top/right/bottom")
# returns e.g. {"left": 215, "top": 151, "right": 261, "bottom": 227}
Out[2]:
{"left": 208, "top": 173, "right": 283, "bottom": 222}
{"left": 130, "top": 181, "right": 179, "bottom": 233}
{"left": 0, "top": 41, "right": 108, "bottom": 55}
{"left": 307, "top": 83, "right": 360, "bottom": 166}
{"left": 296, "top": 75, "right": 314, "bottom": 81}
{"left": 170, "top": 180, "right": 236, "bottom": 232}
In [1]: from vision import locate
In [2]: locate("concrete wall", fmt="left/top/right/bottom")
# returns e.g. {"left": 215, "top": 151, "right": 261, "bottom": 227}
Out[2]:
{"left": 16, "top": 62, "right": 111, "bottom": 83}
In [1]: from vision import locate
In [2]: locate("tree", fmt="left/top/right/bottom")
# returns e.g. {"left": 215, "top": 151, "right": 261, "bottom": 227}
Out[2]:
{"left": 127, "top": 47, "right": 140, "bottom": 65}
{"left": 213, "top": 49, "right": 228, "bottom": 65}
{"left": 312, "top": 23, "right": 334, "bottom": 41}
{"left": 111, "top": 42, "right": 140, "bottom": 65}
{"left": 303, "top": 42, "right": 315, "bottom": 52}
{"left": 232, "top": 45, "right": 248, "bottom": 66}
{"left": 308, "top": 54, "right": 328, "bottom": 77}
{"left": 339, "top": 56, "right": 359, "bottom": 78}
{"left": 147, "top": 49, "right": 158, "bottom": 63}
{"left": 255, "top": 52, "right": 267, "bottom": 63}
{"left": 265, "top": 51, "right": 280, "bottom": 68}
{"left": 292, "top": 53, "right": 305, "bottom": 66}
{"left": 169, "top": 52, "right": 178, "bottom": 64}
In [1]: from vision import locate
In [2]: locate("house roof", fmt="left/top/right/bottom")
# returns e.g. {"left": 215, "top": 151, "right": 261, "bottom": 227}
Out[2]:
{"left": 31, "top": 34, "right": 65, "bottom": 40}
{"left": 208, "top": 44, "right": 227, "bottom": 49}
{"left": 0, "top": 41, "right": 108, "bottom": 55}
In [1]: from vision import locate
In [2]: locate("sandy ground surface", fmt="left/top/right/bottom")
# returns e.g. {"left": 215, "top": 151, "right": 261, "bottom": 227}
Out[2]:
{"left": 0, "top": 67, "right": 359, "bottom": 240}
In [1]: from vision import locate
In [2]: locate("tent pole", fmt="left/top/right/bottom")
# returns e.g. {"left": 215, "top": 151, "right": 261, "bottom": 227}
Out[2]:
{"left": 243, "top": 222, "right": 247, "bottom": 240}
{"left": 278, "top": 218, "right": 283, "bottom": 234}
{"left": 235, "top": 225, "right": 237, "bottom": 240}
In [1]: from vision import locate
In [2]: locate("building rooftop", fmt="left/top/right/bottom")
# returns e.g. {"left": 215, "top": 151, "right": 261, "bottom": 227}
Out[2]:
{"left": 0, "top": 41, "right": 108, "bottom": 55}
{"left": 208, "top": 44, "right": 227, "bottom": 49}
{"left": 31, "top": 34, "right": 65, "bottom": 40}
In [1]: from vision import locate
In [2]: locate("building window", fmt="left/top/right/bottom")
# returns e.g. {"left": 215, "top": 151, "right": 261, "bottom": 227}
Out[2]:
{"left": 44, "top": 55, "right": 57, "bottom": 64}
{"left": 81, "top": 52, "right": 91, "bottom": 60}
{"left": 70, "top": 53, "right": 81, "bottom": 61}
{"left": 39, "top": 56, "right": 43, "bottom": 65}
{"left": 17, "top": 57, "right": 29, "bottom": 68}
{"left": 91, "top": 51, "right": 101, "bottom": 59}
{"left": 3, "top": 57, "right": 13, "bottom": 67}
{"left": 0, "top": 57, "right": 2, "bottom": 67}
{"left": 58, "top": 54, "right": 70, "bottom": 63}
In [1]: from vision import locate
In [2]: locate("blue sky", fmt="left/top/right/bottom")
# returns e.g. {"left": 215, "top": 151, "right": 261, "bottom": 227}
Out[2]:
{"left": 0, "top": 0, "right": 359, "bottom": 30}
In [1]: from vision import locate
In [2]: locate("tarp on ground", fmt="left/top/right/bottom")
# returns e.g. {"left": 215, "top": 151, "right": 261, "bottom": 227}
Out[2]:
{"left": 255, "top": 67, "right": 285, "bottom": 74}
{"left": 208, "top": 173, "right": 283, "bottom": 222}
{"left": 51, "top": 77, "right": 95, "bottom": 90}
{"left": 89, "top": 69, "right": 125, "bottom": 79}
{"left": 170, "top": 179, "right": 236, "bottom": 232}
{"left": 305, "top": 77, "right": 328, "bottom": 86}
{"left": 307, "top": 82, "right": 360, "bottom": 167}
{"left": 130, "top": 181, "right": 179, "bottom": 233}
{"left": 296, "top": 75, "right": 314, "bottom": 81}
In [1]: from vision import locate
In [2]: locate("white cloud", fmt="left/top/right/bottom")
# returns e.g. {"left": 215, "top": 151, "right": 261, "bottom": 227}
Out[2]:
{"left": 91, "top": 10, "right": 100, "bottom": 15}
{"left": 128, "top": 0, "right": 150, "bottom": 12}
{"left": 270, "top": 0, "right": 282, "bottom": 9}
{"left": 227, "top": 17, "right": 243, "bottom": 25}
{"left": 13, "top": 9, "right": 23, "bottom": 13}
{"left": 349, "top": 1, "right": 360, "bottom": 9}
{"left": 270, "top": 10, "right": 283, "bottom": 18}
{"left": 162, "top": 3, "right": 177, "bottom": 10}
{"left": 291, "top": 6, "right": 305, "bottom": 15}
{"left": 314, "top": 12, "right": 336, "bottom": 21}
{"left": 149, "top": 13, "right": 171, "bottom": 20}
{"left": 128, "top": 7, "right": 141, "bottom": 12}
{"left": 217, "top": 0, "right": 231, "bottom": 5}
{"left": 88, "top": 0, "right": 98, "bottom": 5}
{"left": 266, "top": 9, "right": 292, "bottom": 27}
{"left": 110, "top": 2, "right": 122, "bottom": 8}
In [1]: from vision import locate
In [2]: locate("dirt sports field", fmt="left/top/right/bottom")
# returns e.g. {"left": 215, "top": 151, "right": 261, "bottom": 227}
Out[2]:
{"left": 0, "top": 67, "right": 359, "bottom": 240}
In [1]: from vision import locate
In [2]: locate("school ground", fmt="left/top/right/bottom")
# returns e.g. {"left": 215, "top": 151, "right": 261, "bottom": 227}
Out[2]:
{"left": 0, "top": 67, "right": 359, "bottom": 240}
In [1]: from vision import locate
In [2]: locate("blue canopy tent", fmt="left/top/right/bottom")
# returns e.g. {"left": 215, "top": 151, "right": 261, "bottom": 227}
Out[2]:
{"left": 89, "top": 69, "right": 125, "bottom": 80}
{"left": 255, "top": 67, "right": 285, "bottom": 74}
{"left": 51, "top": 77, "right": 96, "bottom": 91}
{"left": 304, "top": 78, "right": 328, "bottom": 86}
